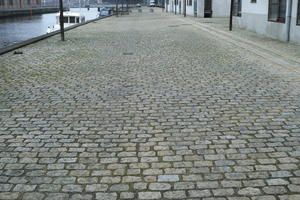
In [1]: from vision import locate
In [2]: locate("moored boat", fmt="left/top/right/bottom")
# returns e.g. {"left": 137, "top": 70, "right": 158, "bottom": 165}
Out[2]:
{"left": 47, "top": 11, "right": 85, "bottom": 33}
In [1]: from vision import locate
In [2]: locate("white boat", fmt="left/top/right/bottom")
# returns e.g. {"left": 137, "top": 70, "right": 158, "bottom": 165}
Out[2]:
{"left": 47, "top": 12, "right": 85, "bottom": 33}
{"left": 99, "top": 7, "right": 112, "bottom": 17}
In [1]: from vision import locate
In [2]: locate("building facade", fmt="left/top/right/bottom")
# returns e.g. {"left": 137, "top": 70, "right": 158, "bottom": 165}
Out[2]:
{"left": 165, "top": 0, "right": 230, "bottom": 17}
{"left": 0, "top": 0, "right": 41, "bottom": 9}
{"left": 233, "top": 0, "right": 300, "bottom": 44}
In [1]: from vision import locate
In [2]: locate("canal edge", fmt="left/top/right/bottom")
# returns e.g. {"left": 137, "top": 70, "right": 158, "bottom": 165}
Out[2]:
{"left": 0, "top": 14, "right": 114, "bottom": 56}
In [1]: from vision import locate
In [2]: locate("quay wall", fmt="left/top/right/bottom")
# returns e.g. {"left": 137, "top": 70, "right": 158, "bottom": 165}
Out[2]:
{"left": 0, "top": 7, "right": 67, "bottom": 18}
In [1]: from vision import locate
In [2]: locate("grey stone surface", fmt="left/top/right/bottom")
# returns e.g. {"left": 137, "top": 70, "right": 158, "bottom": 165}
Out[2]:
{"left": 0, "top": 7, "right": 300, "bottom": 200}
{"left": 138, "top": 192, "right": 162, "bottom": 199}
{"left": 158, "top": 175, "right": 179, "bottom": 182}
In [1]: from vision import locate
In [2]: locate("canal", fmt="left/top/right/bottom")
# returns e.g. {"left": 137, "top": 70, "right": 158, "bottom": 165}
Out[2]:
{"left": 0, "top": 8, "right": 99, "bottom": 49}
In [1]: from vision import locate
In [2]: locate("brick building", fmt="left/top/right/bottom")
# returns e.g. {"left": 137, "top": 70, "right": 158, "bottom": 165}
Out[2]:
{"left": 0, "top": 0, "right": 42, "bottom": 9}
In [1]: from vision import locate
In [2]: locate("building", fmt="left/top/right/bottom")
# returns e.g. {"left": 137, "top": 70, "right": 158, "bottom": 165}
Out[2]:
{"left": 0, "top": 0, "right": 42, "bottom": 9}
{"left": 233, "top": 0, "right": 300, "bottom": 44}
{"left": 165, "top": 0, "right": 195, "bottom": 16}
{"left": 165, "top": 0, "right": 230, "bottom": 17}
{"left": 42, "top": 0, "right": 103, "bottom": 8}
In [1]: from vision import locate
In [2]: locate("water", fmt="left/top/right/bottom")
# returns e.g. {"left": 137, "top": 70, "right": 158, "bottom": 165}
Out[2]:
{"left": 0, "top": 8, "right": 99, "bottom": 49}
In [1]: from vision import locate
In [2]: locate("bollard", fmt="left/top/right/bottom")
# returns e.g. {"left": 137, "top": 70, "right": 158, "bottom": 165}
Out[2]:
{"left": 150, "top": 8, "right": 154, "bottom": 12}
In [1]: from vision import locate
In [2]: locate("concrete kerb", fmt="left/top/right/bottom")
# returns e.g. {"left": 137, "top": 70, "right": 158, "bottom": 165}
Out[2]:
{"left": 0, "top": 14, "right": 115, "bottom": 56}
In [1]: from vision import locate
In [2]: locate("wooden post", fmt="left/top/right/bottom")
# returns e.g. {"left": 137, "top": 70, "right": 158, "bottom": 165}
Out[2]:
{"left": 229, "top": 0, "right": 233, "bottom": 31}
{"left": 59, "top": 0, "right": 65, "bottom": 41}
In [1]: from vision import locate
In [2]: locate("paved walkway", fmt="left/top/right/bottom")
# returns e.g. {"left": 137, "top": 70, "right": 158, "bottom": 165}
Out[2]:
{"left": 1, "top": 8, "right": 300, "bottom": 200}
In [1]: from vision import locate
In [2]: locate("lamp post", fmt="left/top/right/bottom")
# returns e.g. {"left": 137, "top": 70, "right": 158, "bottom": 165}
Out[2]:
{"left": 116, "top": 0, "right": 119, "bottom": 16}
{"left": 183, "top": 0, "right": 186, "bottom": 17}
{"left": 59, "top": 0, "right": 65, "bottom": 41}
{"left": 229, "top": 0, "right": 233, "bottom": 31}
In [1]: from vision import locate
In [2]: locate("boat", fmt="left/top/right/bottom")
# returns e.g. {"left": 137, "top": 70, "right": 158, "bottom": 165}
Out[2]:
{"left": 47, "top": 12, "right": 85, "bottom": 33}
{"left": 99, "top": 7, "right": 112, "bottom": 17}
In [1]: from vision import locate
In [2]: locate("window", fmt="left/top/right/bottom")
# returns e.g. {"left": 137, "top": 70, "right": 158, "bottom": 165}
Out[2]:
{"left": 27, "top": 0, "right": 31, "bottom": 5}
{"left": 9, "top": 0, "right": 13, "bottom": 5}
{"left": 70, "top": 17, "right": 75, "bottom": 23}
{"left": 268, "top": 0, "right": 286, "bottom": 23}
{"left": 175, "top": 0, "right": 178, "bottom": 5}
{"left": 76, "top": 17, "right": 80, "bottom": 23}
{"left": 251, "top": 0, "right": 257, "bottom": 3}
{"left": 0, "top": 0, "right": 4, "bottom": 6}
{"left": 187, "top": 0, "right": 192, "bottom": 6}
{"left": 297, "top": 0, "right": 300, "bottom": 25}
{"left": 233, "top": 0, "right": 241, "bottom": 16}
{"left": 63, "top": 17, "right": 68, "bottom": 23}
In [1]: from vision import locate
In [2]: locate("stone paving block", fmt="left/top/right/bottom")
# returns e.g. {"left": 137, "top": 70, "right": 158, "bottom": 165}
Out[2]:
{"left": 237, "top": 187, "right": 261, "bottom": 196}
{"left": 109, "top": 184, "right": 129, "bottom": 191}
{"left": 53, "top": 177, "right": 76, "bottom": 184}
{"left": 38, "top": 184, "right": 61, "bottom": 192}
{"left": 70, "top": 194, "right": 93, "bottom": 200}
{"left": 149, "top": 183, "right": 171, "bottom": 191}
{"left": 263, "top": 186, "right": 287, "bottom": 194}
{"left": 279, "top": 195, "right": 300, "bottom": 200}
{"left": 22, "top": 192, "right": 45, "bottom": 200}
{"left": 95, "top": 192, "right": 117, "bottom": 200}
{"left": 212, "top": 188, "right": 235, "bottom": 196}
{"left": 251, "top": 196, "right": 276, "bottom": 200}
{"left": 163, "top": 190, "right": 186, "bottom": 199}
{"left": 197, "top": 181, "right": 219, "bottom": 189}
{"left": 188, "top": 189, "right": 211, "bottom": 198}
{"left": 0, "top": 192, "right": 19, "bottom": 200}
{"left": 62, "top": 184, "right": 83, "bottom": 192}
{"left": 0, "top": 184, "right": 13, "bottom": 192}
{"left": 138, "top": 192, "right": 161, "bottom": 199}
{"left": 134, "top": 182, "right": 148, "bottom": 190}
{"left": 13, "top": 184, "right": 36, "bottom": 192}
{"left": 86, "top": 184, "right": 108, "bottom": 192}
{"left": 158, "top": 175, "right": 179, "bottom": 182}
{"left": 174, "top": 182, "right": 195, "bottom": 190}
{"left": 288, "top": 184, "right": 300, "bottom": 192}
{"left": 120, "top": 192, "right": 134, "bottom": 199}
{"left": 266, "top": 178, "right": 289, "bottom": 185}
{"left": 44, "top": 193, "right": 69, "bottom": 200}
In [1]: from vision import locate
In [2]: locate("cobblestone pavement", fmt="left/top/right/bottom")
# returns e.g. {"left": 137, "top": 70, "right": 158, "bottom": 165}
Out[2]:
{"left": 1, "top": 8, "right": 300, "bottom": 200}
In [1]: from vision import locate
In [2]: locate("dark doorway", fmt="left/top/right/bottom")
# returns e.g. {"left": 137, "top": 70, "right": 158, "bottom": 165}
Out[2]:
{"left": 204, "top": 0, "right": 212, "bottom": 17}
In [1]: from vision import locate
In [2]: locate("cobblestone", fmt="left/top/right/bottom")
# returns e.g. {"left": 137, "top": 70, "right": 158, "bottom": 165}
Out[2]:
{"left": 1, "top": 7, "right": 300, "bottom": 200}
